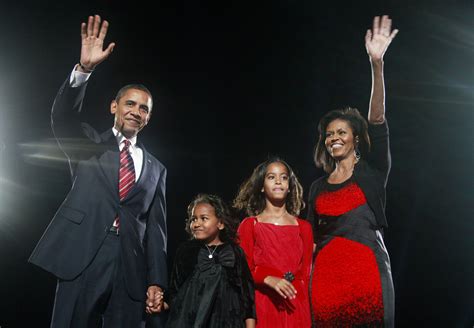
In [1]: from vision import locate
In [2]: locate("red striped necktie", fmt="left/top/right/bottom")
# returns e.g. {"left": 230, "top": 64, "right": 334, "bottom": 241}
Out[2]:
{"left": 119, "top": 140, "right": 136, "bottom": 201}
{"left": 113, "top": 140, "right": 135, "bottom": 230}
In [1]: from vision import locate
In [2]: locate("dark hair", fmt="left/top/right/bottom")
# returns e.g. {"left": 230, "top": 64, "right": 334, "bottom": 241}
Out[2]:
{"left": 314, "top": 107, "right": 371, "bottom": 173}
{"left": 115, "top": 84, "right": 153, "bottom": 108}
{"left": 233, "top": 157, "right": 305, "bottom": 217}
{"left": 185, "top": 194, "right": 238, "bottom": 243}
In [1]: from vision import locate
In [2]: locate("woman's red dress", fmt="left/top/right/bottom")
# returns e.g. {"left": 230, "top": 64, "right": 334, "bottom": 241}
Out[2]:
{"left": 311, "top": 179, "right": 387, "bottom": 327}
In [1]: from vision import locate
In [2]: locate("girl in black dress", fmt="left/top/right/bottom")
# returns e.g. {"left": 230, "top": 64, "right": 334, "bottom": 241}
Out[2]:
{"left": 165, "top": 194, "right": 256, "bottom": 328}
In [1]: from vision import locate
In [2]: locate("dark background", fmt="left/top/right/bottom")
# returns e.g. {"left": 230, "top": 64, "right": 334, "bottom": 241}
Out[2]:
{"left": 0, "top": 0, "right": 473, "bottom": 327}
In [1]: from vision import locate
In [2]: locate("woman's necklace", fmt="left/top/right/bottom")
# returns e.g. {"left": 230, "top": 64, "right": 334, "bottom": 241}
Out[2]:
{"left": 205, "top": 244, "right": 219, "bottom": 259}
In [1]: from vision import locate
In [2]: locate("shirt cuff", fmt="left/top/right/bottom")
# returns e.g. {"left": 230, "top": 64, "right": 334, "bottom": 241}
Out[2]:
{"left": 253, "top": 265, "right": 282, "bottom": 284}
{"left": 69, "top": 65, "right": 91, "bottom": 87}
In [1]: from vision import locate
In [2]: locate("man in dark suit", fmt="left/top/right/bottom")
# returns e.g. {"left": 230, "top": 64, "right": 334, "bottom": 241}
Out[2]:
{"left": 29, "top": 15, "right": 167, "bottom": 327}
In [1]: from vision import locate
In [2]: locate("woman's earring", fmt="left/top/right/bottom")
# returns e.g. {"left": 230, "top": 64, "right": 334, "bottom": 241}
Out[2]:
{"left": 354, "top": 137, "right": 361, "bottom": 161}
{"left": 354, "top": 146, "right": 361, "bottom": 162}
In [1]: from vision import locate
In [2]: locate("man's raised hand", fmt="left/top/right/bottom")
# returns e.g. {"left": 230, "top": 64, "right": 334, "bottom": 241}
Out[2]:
{"left": 79, "top": 15, "right": 115, "bottom": 72}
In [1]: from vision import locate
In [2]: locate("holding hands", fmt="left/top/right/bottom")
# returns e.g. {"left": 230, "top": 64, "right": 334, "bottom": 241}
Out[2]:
{"left": 365, "top": 15, "right": 398, "bottom": 62}
{"left": 78, "top": 15, "right": 115, "bottom": 72}
{"left": 146, "top": 285, "right": 166, "bottom": 314}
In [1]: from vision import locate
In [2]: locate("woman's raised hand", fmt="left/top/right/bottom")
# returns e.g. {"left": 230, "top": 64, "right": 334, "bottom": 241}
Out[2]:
{"left": 365, "top": 15, "right": 398, "bottom": 62}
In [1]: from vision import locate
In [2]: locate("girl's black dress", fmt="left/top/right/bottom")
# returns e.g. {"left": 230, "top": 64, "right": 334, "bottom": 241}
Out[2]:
{"left": 166, "top": 240, "right": 256, "bottom": 328}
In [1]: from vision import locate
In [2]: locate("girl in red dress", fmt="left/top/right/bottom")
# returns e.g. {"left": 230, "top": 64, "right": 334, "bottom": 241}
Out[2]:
{"left": 308, "top": 15, "right": 398, "bottom": 327}
{"left": 234, "top": 158, "right": 313, "bottom": 328}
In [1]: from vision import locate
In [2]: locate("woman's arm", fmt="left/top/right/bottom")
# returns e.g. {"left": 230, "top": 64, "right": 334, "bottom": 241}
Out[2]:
{"left": 365, "top": 15, "right": 398, "bottom": 182}
{"left": 365, "top": 15, "right": 398, "bottom": 124}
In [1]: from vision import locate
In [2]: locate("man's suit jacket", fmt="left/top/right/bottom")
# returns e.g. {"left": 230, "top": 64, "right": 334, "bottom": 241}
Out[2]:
{"left": 29, "top": 76, "right": 168, "bottom": 301}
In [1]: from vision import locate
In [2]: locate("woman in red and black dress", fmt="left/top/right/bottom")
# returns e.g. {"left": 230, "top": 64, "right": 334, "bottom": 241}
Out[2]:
{"left": 308, "top": 16, "right": 398, "bottom": 327}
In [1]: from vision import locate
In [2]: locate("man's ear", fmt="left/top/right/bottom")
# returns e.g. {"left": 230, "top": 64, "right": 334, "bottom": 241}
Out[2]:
{"left": 144, "top": 110, "right": 152, "bottom": 126}
{"left": 110, "top": 100, "right": 117, "bottom": 114}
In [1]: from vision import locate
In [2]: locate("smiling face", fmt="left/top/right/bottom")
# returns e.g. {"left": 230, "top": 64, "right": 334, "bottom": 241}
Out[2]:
{"left": 190, "top": 203, "right": 224, "bottom": 244}
{"left": 110, "top": 88, "right": 152, "bottom": 138}
{"left": 262, "top": 162, "right": 290, "bottom": 202}
{"left": 325, "top": 119, "right": 358, "bottom": 161}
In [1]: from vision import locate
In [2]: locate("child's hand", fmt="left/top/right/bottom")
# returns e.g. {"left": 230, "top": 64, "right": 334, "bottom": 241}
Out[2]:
{"left": 263, "top": 276, "right": 297, "bottom": 299}
{"left": 146, "top": 285, "right": 164, "bottom": 313}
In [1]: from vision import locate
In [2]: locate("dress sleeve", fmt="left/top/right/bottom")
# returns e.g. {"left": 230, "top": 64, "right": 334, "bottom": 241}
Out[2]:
{"left": 237, "top": 218, "right": 255, "bottom": 272}
{"left": 236, "top": 246, "right": 257, "bottom": 320}
{"left": 367, "top": 120, "right": 391, "bottom": 186}
{"left": 237, "top": 218, "right": 282, "bottom": 285}
{"left": 166, "top": 243, "right": 188, "bottom": 306}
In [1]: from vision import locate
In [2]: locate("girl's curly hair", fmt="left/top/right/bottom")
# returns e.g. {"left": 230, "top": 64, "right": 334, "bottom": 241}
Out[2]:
{"left": 185, "top": 193, "right": 238, "bottom": 243}
{"left": 233, "top": 157, "right": 304, "bottom": 217}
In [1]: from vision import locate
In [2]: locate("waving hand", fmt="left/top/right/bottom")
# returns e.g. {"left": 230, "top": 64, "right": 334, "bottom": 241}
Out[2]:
{"left": 365, "top": 15, "right": 398, "bottom": 62}
{"left": 79, "top": 15, "right": 115, "bottom": 72}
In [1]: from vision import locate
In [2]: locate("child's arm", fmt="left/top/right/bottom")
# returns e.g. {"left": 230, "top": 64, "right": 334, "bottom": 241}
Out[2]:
{"left": 165, "top": 243, "right": 187, "bottom": 310}
{"left": 262, "top": 276, "right": 297, "bottom": 299}
{"left": 245, "top": 318, "right": 256, "bottom": 328}
{"left": 166, "top": 259, "right": 179, "bottom": 308}
{"left": 237, "top": 245, "right": 257, "bottom": 322}
{"left": 237, "top": 218, "right": 256, "bottom": 272}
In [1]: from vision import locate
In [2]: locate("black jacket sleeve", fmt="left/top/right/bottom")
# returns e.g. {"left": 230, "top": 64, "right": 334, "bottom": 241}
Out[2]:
{"left": 367, "top": 120, "right": 391, "bottom": 187}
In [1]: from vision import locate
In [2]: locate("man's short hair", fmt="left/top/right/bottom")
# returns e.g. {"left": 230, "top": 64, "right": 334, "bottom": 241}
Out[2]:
{"left": 115, "top": 84, "right": 153, "bottom": 109}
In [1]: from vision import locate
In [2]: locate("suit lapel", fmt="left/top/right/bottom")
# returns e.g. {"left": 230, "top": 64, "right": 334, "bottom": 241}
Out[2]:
{"left": 98, "top": 129, "right": 120, "bottom": 198}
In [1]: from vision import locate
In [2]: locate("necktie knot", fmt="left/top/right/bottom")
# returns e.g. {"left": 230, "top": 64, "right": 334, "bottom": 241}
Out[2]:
{"left": 122, "top": 139, "right": 131, "bottom": 151}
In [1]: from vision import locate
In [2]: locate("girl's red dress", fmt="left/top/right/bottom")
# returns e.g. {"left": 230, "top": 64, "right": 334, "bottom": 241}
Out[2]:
{"left": 238, "top": 217, "right": 313, "bottom": 328}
